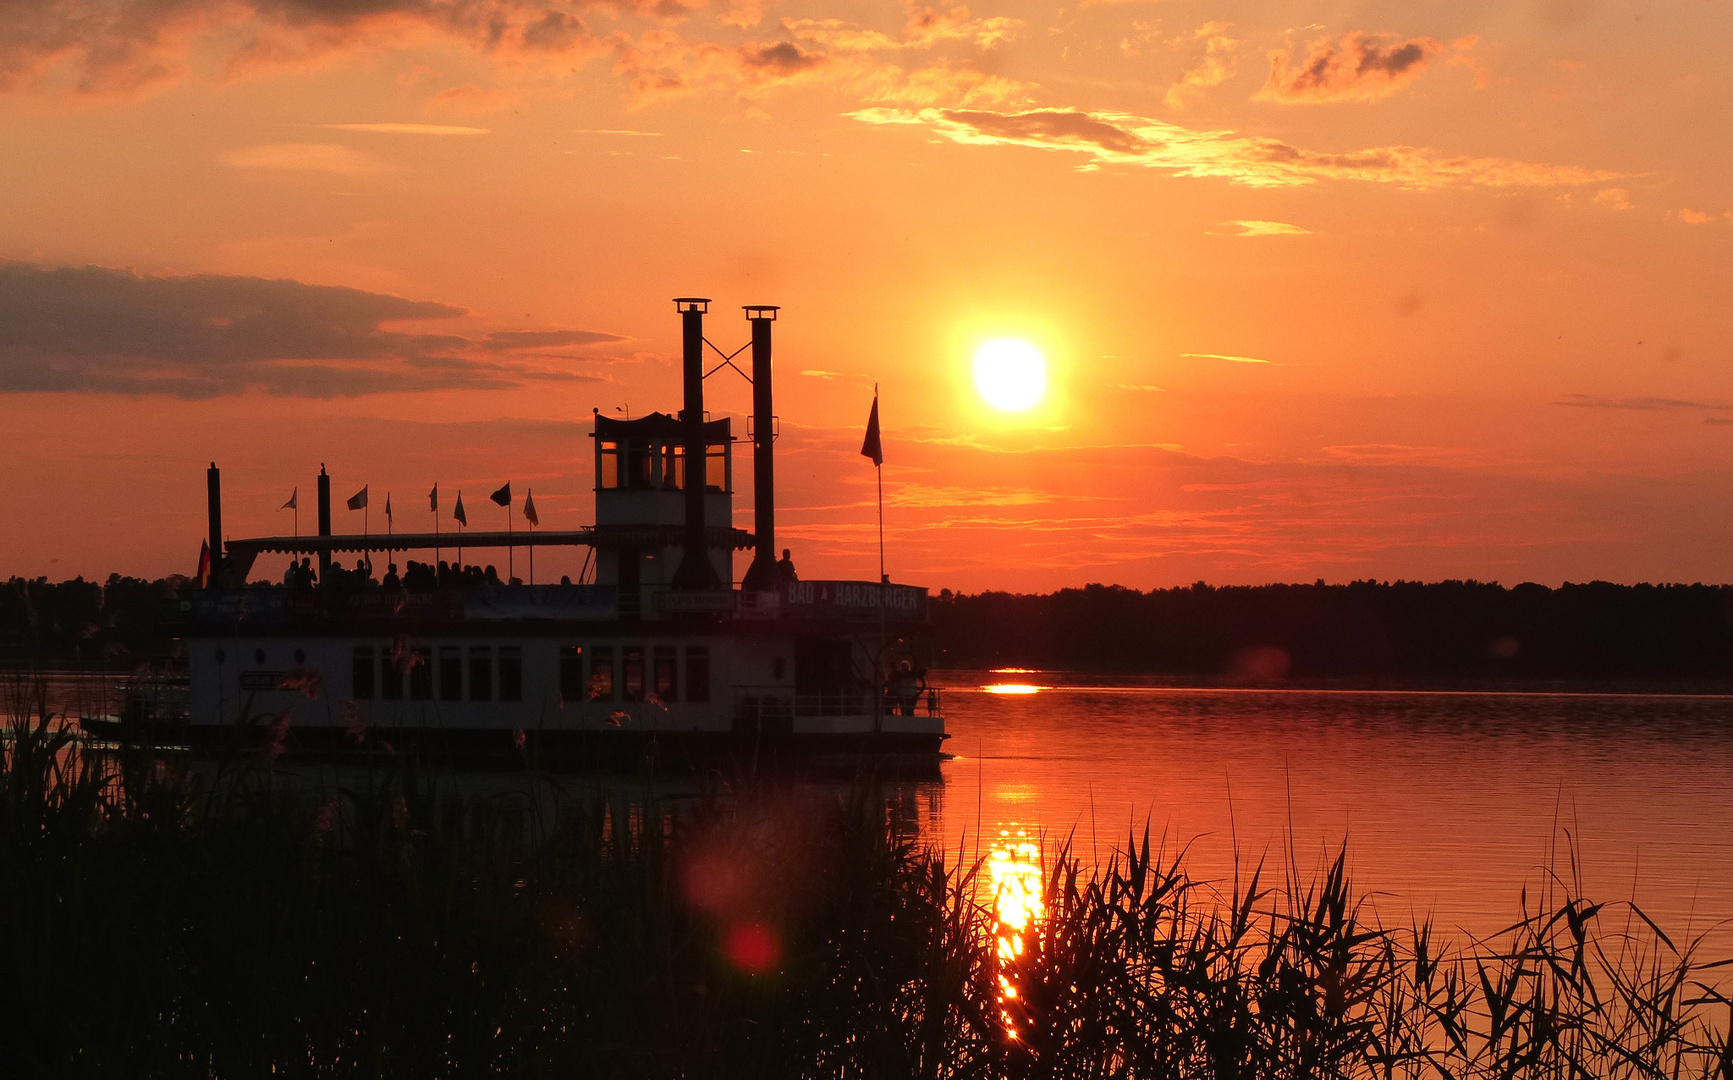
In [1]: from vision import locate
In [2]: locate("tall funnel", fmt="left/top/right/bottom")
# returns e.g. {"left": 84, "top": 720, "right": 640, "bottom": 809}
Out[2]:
{"left": 206, "top": 462, "right": 223, "bottom": 577}
{"left": 672, "top": 298, "right": 720, "bottom": 589}
{"left": 316, "top": 464, "right": 332, "bottom": 577}
{"left": 741, "top": 306, "right": 779, "bottom": 591}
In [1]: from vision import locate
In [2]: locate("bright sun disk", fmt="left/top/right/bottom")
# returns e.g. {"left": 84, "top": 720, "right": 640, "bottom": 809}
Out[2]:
{"left": 974, "top": 339, "right": 1047, "bottom": 411}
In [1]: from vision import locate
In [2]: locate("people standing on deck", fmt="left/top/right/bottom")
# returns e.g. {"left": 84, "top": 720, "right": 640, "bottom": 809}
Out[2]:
{"left": 776, "top": 548, "right": 798, "bottom": 584}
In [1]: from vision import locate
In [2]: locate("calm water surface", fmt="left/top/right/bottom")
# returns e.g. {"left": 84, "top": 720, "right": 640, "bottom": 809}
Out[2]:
{"left": 932, "top": 671, "right": 1733, "bottom": 946}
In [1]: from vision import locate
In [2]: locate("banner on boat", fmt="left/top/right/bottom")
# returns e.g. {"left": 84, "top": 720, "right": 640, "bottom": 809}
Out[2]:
{"left": 780, "top": 580, "right": 927, "bottom": 620}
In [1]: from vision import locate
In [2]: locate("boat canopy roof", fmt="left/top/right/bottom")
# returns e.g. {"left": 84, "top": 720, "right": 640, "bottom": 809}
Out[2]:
{"left": 592, "top": 411, "right": 732, "bottom": 442}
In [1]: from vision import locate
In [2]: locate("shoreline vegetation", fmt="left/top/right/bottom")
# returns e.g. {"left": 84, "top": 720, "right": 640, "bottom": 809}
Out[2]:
{"left": 4, "top": 676, "right": 1730, "bottom": 1077}
{"left": 11, "top": 575, "right": 1733, "bottom": 685}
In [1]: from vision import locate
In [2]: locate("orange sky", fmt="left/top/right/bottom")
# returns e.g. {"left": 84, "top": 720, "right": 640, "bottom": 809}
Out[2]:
{"left": 3, "top": 0, "right": 1731, "bottom": 590}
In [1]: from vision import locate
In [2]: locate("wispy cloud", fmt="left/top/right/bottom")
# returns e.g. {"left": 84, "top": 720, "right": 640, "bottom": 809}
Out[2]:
{"left": 1165, "top": 21, "right": 1238, "bottom": 108}
{"left": 850, "top": 106, "right": 1620, "bottom": 189}
{"left": 1223, "top": 219, "right": 1311, "bottom": 236}
{"left": 1256, "top": 31, "right": 1442, "bottom": 104}
{"left": 220, "top": 142, "right": 392, "bottom": 175}
{"left": 324, "top": 123, "right": 489, "bottom": 135}
{"left": 0, "top": 262, "right": 617, "bottom": 398}
{"left": 801, "top": 368, "right": 871, "bottom": 381}
{"left": 1555, "top": 394, "right": 1733, "bottom": 411}
{"left": 1182, "top": 352, "right": 1276, "bottom": 364}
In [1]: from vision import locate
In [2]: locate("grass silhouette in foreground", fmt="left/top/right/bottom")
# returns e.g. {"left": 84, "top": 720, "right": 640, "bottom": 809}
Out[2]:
{"left": 2, "top": 673, "right": 1729, "bottom": 1078}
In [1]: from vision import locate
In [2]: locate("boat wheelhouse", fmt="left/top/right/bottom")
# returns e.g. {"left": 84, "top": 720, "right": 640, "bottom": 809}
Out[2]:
{"left": 93, "top": 300, "right": 944, "bottom": 762}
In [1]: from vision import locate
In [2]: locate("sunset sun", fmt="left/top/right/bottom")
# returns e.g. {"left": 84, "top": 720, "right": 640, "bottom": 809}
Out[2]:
{"left": 973, "top": 339, "right": 1047, "bottom": 412}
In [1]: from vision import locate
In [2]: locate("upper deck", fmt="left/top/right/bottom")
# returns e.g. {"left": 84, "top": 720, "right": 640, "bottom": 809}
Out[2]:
{"left": 184, "top": 579, "right": 930, "bottom": 636}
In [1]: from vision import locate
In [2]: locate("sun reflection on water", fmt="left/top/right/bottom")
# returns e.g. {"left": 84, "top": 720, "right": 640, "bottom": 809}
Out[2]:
{"left": 988, "top": 829, "right": 1043, "bottom": 1041}
{"left": 983, "top": 683, "right": 1042, "bottom": 695}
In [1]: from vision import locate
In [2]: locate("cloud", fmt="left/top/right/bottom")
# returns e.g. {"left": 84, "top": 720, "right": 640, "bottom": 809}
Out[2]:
{"left": 0, "top": 0, "right": 614, "bottom": 100}
{"left": 1222, "top": 219, "right": 1310, "bottom": 236}
{"left": 801, "top": 368, "right": 870, "bottom": 381}
{"left": 617, "top": 29, "right": 1026, "bottom": 107}
{"left": 1593, "top": 187, "right": 1632, "bottom": 210}
{"left": 486, "top": 329, "right": 626, "bottom": 348}
{"left": 324, "top": 122, "right": 489, "bottom": 135}
{"left": 1165, "top": 21, "right": 1238, "bottom": 109}
{"left": 784, "top": 5, "right": 1022, "bottom": 53}
{"left": 850, "top": 106, "right": 1622, "bottom": 189}
{"left": 0, "top": 262, "right": 613, "bottom": 397}
{"left": 220, "top": 142, "right": 393, "bottom": 175}
{"left": 1678, "top": 209, "right": 1715, "bottom": 225}
{"left": 1183, "top": 352, "right": 1275, "bottom": 364}
{"left": 1257, "top": 31, "right": 1442, "bottom": 104}
{"left": 1555, "top": 394, "right": 1733, "bottom": 412}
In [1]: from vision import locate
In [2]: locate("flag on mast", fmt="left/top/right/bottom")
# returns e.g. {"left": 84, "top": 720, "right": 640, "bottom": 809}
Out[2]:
{"left": 346, "top": 486, "right": 368, "bottom": 511}
{"left": 490, "top": 482, "right": 512, "bottom": 507}
{"left": 523, "top": 489, "right": 538, "bottom": 527}
{"left": 861, "top": 392, "right": 883, "bottom": 466}
{"left": 453, "top": 492, "right": 467, "bottom": 525}
{"left": 429, "top": 483, "right": 438, "bottom": 512}
{"left": 196, "top": 540, "right": 211, "bottom": 588}
{"left": 281, "top": 488, "right": 297, "bottom": 510}
{"left": 385, "top": 493, "right": 392, "bottom": 523}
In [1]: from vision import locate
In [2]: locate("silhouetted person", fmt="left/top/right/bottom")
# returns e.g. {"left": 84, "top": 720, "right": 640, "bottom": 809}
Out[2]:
{"left": 382, "top": 563, "right": 401, "bottom": 590}
{"left": 560, "top": 575, "right": 572, "bottom": 585}
{"left": 776, "top": 548, "right": 798, "bottom": 584}
{"left": 437, "top": 560, "right": 452, "bottom": 587}
{"left": 283, "top": 561, "right": 298, "bottom": 588}
{"left": 297, "top": 558, "right": 316, "bottom": 591}
{"left": 484, "top": 565, "right": 501, "bottom": 586}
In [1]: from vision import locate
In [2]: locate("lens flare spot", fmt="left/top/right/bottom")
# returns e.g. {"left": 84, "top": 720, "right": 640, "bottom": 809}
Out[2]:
{"left": 722, "top": 921, "right": 781, "bottom": 974}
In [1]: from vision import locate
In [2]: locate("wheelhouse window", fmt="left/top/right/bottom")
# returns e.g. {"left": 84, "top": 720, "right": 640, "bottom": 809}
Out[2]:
{"left": 589, "top": 647, "right": 615, "bottom": 701}
{"left": 439, "top": 647, "right": 463, "bottom": 701}
{"left": 622, "top": 646, "right": 645, "bottom": 702}
{"left": 409, "top": 647, "right": 433, "bottom": 700}
{"left": 559, "top": 646, "right": 585, "bottom": 704}
{"left": 351, "top": 646, "right": 375, "bottom": 700}
{"left": 469, "top": 647, "right": 493, "bottom": 702}
{"left": 685, "top": 646, "right": 710, "bottom": 703}
{"left": 653, "top": 646, "right": 678, "bottom": 702}
{"left": 498, "top": 646, "right": 522, "bottom": 703}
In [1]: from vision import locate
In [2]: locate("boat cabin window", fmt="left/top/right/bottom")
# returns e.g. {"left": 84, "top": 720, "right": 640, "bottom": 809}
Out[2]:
{"left": 439, "top": 647, "right": 463, "bottom": 701}
{"left": 559, "top": 646, "right": 585, "bottom": 703}
{"left": 499, "top": 647, "right": 523, "bottom": 702}
{"left": 589, "top": 647, "right": 615, "bottom": 701}
{"left": 686, "top": 646, "right": 710, "bottom": 703}
{"left": 381, "top": 649, "right": 405, "bottom": 701}
{"left": 653, "top": 646, "right": 678, "bottom": 702}
{"left": 469, "top": 647, "right": 493, "bottom": 702}
{"left": 352, "top": 646, "right": 375, "bottom": 700}
{"left": 622, "top": 646, "right": 645, "bottom": 702}
{"left": 410, "top": 647, "right": 433, "bottom": 700}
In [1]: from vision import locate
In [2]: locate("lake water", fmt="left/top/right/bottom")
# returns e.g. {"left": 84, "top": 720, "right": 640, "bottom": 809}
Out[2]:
{"left": 26, "top": 668, "right": 1733, "bottom": 951}
{"left": 929, "top": 671, "right": 1733, "bottom": 949}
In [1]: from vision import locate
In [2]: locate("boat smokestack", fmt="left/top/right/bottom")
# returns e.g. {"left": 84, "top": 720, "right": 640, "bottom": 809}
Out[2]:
{"left": 672, "top": 298, "right": 720, "bottom": 589}
{"left": 316, "top": 464, "right": 332, "bottom": 576}
{"left": 742, "top": 305, "right": 779, "bottom": 591}
{"left": 206, "top": 462, "right": 222, "bottom": 576}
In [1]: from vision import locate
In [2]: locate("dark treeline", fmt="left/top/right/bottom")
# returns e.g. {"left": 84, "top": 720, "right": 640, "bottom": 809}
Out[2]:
{"left": 11, "top": 574, "right": 1733, "bottom": 682}
{"left": 0, "top": 575, "right": 186, "bottom": 667}
{"left": 931, "top": 580, "right": 1733, "bottom": 680}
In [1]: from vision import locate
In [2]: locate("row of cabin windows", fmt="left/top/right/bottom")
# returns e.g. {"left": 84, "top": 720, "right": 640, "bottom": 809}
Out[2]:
{"left": 596, "top": 440, "right": 728, "bottom": 492}
{"left": 351, "top": 646, "right": 522, "bottom": 703}
{"left": 349, "top": 644, "right": 712, "bottom": 705}
{"left": 558, "top": 645, "right": 709, "bottom": 704}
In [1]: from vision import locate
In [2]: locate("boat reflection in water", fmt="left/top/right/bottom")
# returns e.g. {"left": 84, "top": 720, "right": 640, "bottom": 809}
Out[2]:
{"left": 988, "top": 829, "right": 1044, "bottom": 1042}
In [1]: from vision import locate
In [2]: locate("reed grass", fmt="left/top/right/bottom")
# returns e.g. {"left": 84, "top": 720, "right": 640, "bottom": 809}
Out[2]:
{"left": 2, "top": 672, "right": 1727, "bottom": 1078}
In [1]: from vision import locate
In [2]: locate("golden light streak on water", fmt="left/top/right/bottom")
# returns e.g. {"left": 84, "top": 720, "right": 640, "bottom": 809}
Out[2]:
{"left": 988, "top": 829, "right": 1043, "bottom": 1041}
{"left": 983, "top": 684, "right": 1041, "bottom": 695}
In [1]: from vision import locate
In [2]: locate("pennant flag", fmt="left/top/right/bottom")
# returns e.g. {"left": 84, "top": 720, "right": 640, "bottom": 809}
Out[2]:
{"left": 347, "top": 485, "right": 368, "bottom": 511}
{"left": 490, "top": 482, "right": 512, "bottom": 507}
{"left": 454, "top": 492, "right": 467, "bottom": 526}
{"left": 196, "top": 539, "right": 211, "bottom": 588}
{"left": 281, "top": 487, "right": 297, "bottom": 510}
{"left": 860, "top": 393, "right": 883, "bottom": 467}
{"left": 523, "top": 489, "right": 539, "bottom": 527}
{"left": 385, "top": 493, "right": 393, "bottom": 523}
{"left": 429, "top": 483, "right": 438, "bottom": 512}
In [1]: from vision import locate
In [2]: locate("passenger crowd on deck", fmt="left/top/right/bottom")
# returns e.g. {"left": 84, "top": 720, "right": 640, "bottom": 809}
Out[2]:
{"left": 280, "top": 557, "right": 538, "bottom": 590}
